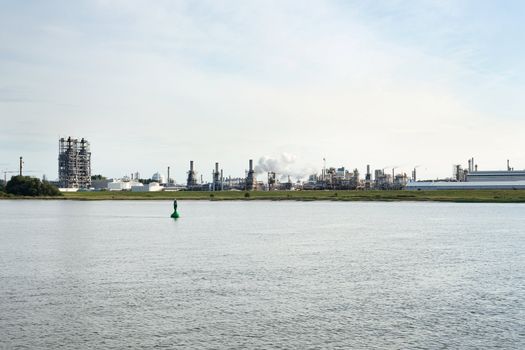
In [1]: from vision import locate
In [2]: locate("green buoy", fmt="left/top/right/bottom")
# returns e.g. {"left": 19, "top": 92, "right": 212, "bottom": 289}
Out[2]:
{"left": 171, "top": 199, "right": 180, "bottom": 219}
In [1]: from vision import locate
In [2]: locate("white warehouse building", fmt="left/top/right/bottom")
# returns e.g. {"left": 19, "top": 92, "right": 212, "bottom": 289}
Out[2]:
{"left": 407, "top": 169, "right": 525, "bottom": 190}
{"left": 131, "top": 182, "right": 163, "bottom": 192}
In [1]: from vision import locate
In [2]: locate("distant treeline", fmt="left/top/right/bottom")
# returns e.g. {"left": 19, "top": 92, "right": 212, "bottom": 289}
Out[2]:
{"left": 0, "top": 176, "right": 62, "bottom": 197}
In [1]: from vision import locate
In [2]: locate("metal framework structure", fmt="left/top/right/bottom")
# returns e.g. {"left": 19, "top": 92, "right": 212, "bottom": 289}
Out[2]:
{"left": 58, "top": 137, "right": 91, "bottom": 189}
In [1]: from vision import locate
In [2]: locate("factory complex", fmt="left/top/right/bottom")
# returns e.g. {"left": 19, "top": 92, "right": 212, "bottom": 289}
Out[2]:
{"left": 49, "top": 138, "right": 525, "bottom": 192}
{"left": 3, "top": 137, "right": 525, "bottom": 192}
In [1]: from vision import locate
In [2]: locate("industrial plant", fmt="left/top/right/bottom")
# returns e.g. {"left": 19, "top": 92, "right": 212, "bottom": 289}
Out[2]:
{"left": 183, "top": 160, "right": 261, "bottom": 191}
{"left": 4, "top": 137, "right": 524, "bottom": 193}
{"left": 94, "top": 156, "right": 525, "bottom": 193}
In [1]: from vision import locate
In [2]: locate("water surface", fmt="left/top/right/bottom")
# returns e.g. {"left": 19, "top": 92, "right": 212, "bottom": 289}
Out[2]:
{"left": 1, "top": 200, "right": 524, "bottom": 349}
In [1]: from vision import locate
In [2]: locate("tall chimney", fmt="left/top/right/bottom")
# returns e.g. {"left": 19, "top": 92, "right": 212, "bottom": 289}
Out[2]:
{"left": 190, "top": 160, "right": 194, "bottom": 172}
{"left": 215, "top": 162, "right": 219, "bottom": 173}
{"left": 249, "top": 159, "right": 253, "bottom": 172}
{"left": 507, "top": 159, "right": 510, "bottom": 171}
{"left": 167, "top": 166, "right": 170, "bottom": 185}
{"left": 19, "top": 156, "right": 23, "bottom": 176}
{"left": 468, "top": 159, "right": 472, "bottom": 172}
{"left": 475, "top": 164, "right": 478, "bottom": 172}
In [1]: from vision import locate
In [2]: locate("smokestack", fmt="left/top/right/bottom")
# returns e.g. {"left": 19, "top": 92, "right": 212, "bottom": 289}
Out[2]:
{"left": 215, "top": 162, "right": 219, "bottom": 173}
{"left": 249, "top": 159, "right": 253, "bottom": 172}
{"left": 19, "top": 156, "right": 23, "bottom": 176}
{"left": 367, "top": 164, "right": 370, "bottom": 175}
{"left": 190, "top": 160, "right": 194, "bottom": 172}
{"left": 413, "top": 168, "right": 417, "bottom": 181}
{"left": 475, "top": 164, "right": 478, "bottom": 172}
{"left": 472, "top": 158, "right": 475, "bottom": 171}
{"left": 507, "top": 159, "right": 510, "bottom": 171}
{"left": 167, "top": 166, "right": 170, "bottom": 185}
{"left": 468, "top": 159, "right": 472, "bottom": 172}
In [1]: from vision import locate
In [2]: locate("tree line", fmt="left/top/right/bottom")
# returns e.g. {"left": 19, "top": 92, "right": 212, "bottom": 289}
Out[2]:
{"left": 0, "top": 176, "right": 62, "bottom": 197}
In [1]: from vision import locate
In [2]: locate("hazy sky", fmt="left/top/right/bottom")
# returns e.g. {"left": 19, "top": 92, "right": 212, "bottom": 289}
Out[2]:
{"left": 1, "top": 0, "right": 525, "bottom": 182}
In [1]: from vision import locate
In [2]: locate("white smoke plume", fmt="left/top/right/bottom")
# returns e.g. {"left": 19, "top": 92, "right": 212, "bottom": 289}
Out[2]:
{"left": 254, "top": 153, "right": 315, "bottom": 181}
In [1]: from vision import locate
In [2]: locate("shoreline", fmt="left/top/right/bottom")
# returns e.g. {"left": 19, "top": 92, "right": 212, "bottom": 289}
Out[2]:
{"left": 2, "top": 190, "right": 525, "bottom": 203}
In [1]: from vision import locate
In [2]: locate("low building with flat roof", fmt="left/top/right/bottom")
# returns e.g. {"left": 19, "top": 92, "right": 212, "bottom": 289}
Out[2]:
{"left": 466, "top": 170, "right": 525, "bottom": 182}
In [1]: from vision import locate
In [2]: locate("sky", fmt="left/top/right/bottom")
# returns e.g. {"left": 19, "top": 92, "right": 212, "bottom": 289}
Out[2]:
{"left": 1, "top": 0, "right": 525, "bottom": 182}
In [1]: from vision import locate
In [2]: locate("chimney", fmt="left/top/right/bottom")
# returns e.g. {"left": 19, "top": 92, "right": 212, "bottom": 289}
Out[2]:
{"left": 468, "top": 159, "right": 472, "bottom": 172}
{"left": 167, "top": 166, "right": 170, "bottom": 184}
{"left": 215, "top": 162, "right": 219, "bottom": 173}
{"left": 475, "top": 164, "right": 478, "bottom": 172}
{"left": 249, "top": 159, "right": 253, "bottom": 172}
{"left": 507, "top": 159, "right": 510, "bottom": 171}
{"left": 190, "top": 160, "right": 194, "bottom": 172}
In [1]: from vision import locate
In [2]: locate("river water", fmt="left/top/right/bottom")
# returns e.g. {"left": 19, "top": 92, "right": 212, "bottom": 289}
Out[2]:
{"left": 0, "top": 200, "right": 524, "bottom": 349}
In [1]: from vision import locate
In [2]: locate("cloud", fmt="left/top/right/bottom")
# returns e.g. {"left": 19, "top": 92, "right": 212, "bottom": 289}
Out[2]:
{"left": 1, "top": 1, "right": 524, "bottom": 180}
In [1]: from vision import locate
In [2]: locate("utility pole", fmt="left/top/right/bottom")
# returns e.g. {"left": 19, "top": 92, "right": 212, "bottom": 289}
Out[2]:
{"left": 323, "top": 157, "right": 326, "bottom": 181}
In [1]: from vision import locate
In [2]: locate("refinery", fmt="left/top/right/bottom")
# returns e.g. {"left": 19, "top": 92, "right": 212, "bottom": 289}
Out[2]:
{"left": 2, "top": 137, "right": 525, "bottom": 192}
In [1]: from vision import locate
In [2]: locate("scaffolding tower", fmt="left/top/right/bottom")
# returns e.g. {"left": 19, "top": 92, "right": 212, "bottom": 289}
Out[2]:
{"left": 58, "top": 137, "right": 91, "bottom": 189}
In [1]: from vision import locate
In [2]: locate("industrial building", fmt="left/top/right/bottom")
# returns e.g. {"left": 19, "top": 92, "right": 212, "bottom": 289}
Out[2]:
{"left": 58, "top": 137, "right": 91, "bottom": 189}
{"left": 107, "top": 178, "right": 140, "bottom": 191}
{"left": 407, "top": 158, "right": 525, "bottom": 190}
{"left": 406, "top": 180, "right": 525, "bottom": 190}
{"left": 466, "top": 170, "right": 525, "bottom": 182}
{"left": 131, "top": 182, "right": 163, "bottom": 192}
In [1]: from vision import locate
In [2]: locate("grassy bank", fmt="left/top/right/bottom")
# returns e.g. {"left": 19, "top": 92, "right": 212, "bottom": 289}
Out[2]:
{"left": 49, "top": 190, "right": 525, "bottom": 203}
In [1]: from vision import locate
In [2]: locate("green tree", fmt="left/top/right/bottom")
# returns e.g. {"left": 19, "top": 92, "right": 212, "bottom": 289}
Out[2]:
{"left": 5, "top": 176, "right": 62, "bottom": 196}
{"left": 91, "top": 174, "right": 106, "bottom": 180}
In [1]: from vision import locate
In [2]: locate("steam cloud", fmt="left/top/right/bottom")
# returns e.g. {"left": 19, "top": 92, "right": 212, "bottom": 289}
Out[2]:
{"left": 254, "top": 153, "right": 315, "bottom": 181}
